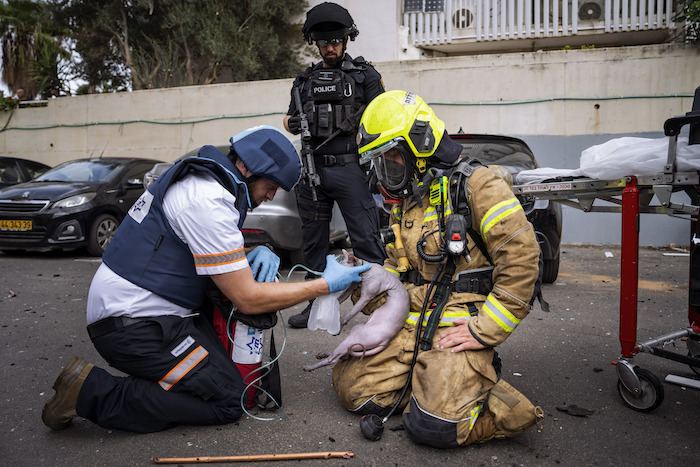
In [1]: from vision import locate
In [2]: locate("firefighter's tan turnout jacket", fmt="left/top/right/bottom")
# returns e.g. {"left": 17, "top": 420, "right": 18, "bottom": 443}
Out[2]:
{"left": 385, "top": 165, "right": 540, "bottom": 346}
{"left": 332, "top": 165, "right": 543, "bottom": 447}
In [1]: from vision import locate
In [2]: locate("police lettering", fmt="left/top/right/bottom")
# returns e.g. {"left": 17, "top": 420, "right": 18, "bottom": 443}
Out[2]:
{"left": 309, "top": 69, "right": 346, "bottom": 102}
{"left": 313, "top": 85, "right": 337, "bottom": 94}
{"left": 305, "top": 66, "right": 363, "bottom": 138}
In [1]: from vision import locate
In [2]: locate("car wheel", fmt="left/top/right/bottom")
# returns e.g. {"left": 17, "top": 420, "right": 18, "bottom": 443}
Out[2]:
{"left": 87, "top": 214, "right": 119, "bottom": 256}
{"left": 542, "top": 256, "right": 560, "bottom": 283}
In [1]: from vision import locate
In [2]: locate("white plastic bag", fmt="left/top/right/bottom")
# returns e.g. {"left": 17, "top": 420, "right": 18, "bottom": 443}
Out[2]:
{"left": 515, "top": 136, "right": 700, "bottom": 184}
{"left": 579, "top": 136, "right": 700, "bottom": 180}
{"left": 307, "top": 291, "right": 342, "bottom": 335}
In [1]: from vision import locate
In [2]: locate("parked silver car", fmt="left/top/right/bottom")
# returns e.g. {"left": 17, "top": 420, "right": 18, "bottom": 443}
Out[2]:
{"left": 143, "top": 147, "right": 348, "bottom": 265}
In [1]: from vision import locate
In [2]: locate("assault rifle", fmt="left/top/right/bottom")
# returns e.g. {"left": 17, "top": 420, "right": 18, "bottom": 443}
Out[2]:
{"left": 293, "top": 87, "right": 320, "bottom": 201}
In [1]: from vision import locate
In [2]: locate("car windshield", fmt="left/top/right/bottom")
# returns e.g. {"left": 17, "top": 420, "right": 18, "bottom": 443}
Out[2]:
{"left": 34, "top": 160, "right": 123, "bottom": 183}
{"left": 458, "top": 141, "right": 537, "bottom": 172}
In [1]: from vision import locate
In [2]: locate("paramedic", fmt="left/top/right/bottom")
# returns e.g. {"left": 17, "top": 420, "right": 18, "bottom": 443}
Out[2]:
{"left": 41, "top": 125, "right": 370, "bottom": 433}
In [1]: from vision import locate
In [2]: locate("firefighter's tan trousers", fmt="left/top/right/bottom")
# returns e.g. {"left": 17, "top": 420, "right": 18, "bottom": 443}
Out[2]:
{"left": 332, "top": 324, "right": 542, "bottom": 447}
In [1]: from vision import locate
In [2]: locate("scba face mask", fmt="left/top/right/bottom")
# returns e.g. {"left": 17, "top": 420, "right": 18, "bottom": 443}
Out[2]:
{"left": 361, "top": 139, "right": 416, "bottom": 199}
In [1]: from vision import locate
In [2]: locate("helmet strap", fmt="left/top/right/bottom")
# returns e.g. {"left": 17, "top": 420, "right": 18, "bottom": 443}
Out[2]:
{"left": 228, "top": 148, "right": 262, "bottom": 207}
{"left": 406, "top": 179, "right": 424, "bottom": 208}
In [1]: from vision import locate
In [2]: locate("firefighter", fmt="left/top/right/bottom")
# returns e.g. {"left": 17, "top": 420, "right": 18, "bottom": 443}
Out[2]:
{"left": 284, "top": 2, "right": 387, "bottom": 328}
{"left": 331, "top": 91, "right": 544, "bottom": 447}
{"left": 41, "top": 126, "right": 370, "bottom": 433}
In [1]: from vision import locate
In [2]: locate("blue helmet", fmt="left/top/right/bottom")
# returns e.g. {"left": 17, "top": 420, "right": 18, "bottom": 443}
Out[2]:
{"left": 229, "top": 125, "right": 301, "bottom": 191}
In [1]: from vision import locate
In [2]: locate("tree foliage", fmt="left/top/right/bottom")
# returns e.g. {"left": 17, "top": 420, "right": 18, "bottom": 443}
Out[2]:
{"left": 676, "top": 0, "right": 700, "bottom": 44}
{"left": 50, "top": 0, "right": 310, "bottom": 92}
{"left": 0, "top": 0, "right": 69, "bottom": 98}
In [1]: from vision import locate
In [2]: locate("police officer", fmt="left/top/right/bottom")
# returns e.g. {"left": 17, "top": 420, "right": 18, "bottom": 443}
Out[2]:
{"left": 284, "top": 2, "right": 387, "bottom": 328}
{"left": 331, "top": 91, "right": 544, "bottom": 447}
{"left": 41, "top": 126, "right": 370, "bottom": 433}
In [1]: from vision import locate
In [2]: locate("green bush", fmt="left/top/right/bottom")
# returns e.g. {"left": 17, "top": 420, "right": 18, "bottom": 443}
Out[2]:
{"left": 0, "top": 96, "right": 17, "bottom": 111}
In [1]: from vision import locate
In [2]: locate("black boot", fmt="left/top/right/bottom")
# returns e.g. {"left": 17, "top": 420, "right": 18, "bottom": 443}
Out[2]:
{"left": 288, "top": 301, "right": 313, "bottom": 328}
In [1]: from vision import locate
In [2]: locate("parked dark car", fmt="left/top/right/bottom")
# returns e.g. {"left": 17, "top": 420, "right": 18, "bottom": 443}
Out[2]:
{"left": 0, "top": 157, "right": 162, "bottom": 256}
{"left": 451, "top": 133, "right": 562, "bottom": 282}
{"left": 0, "top": 157, "right": 51, "bottom": 188}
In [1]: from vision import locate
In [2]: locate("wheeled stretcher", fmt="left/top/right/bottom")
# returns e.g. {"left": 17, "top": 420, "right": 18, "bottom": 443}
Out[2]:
{"left": 511, "top": 87, "right": 700, "bottom": 411}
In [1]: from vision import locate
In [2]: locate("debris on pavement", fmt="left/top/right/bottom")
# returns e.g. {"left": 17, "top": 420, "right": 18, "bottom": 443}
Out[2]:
{"left": 556, "top": 405, "right": 595, "bottom": 417}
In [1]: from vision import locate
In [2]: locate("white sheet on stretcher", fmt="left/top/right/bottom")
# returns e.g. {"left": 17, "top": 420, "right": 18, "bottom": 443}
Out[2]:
{"left": 515, "top": 136, "right": 700, "bottom": 184}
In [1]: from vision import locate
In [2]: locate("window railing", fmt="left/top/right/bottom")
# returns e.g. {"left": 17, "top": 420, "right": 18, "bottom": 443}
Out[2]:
{"left": 403, "top": 0, "right": 677, "bottom": 45}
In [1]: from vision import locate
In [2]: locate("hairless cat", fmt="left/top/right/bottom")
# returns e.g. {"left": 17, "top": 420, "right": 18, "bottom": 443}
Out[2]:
{"left": 303, "top": 251, "right": 410, "bottom": 371}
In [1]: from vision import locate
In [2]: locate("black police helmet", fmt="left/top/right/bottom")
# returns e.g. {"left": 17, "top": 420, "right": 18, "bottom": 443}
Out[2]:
{"left": 302, "top": 2, "right": 359, "bottom": 44}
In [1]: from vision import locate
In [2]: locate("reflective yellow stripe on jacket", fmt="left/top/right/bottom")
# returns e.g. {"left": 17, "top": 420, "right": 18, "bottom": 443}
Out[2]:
{"left": 423, "top": 204, "right": 453, "bottom": 224}
{"left": 479, "top": 198, "right": 522, "bottom": 240}
{"left": 482, "top": 294, "right": 520, "bottom": 332}
{"left": 467, "top": 404, "right": 482, "bottom": 432}
{"left": 406, "top": 309, "right": 472, "bottom": 327}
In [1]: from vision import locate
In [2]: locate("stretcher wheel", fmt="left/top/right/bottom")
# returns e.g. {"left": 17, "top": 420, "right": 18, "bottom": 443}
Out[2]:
{"left": 616, "top": 367, "right": 664, "bottom": 412}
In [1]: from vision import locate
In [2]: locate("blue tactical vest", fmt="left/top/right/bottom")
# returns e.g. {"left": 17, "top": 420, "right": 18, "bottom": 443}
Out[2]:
{"left": 102, "top": 145, "right": 251, "bottom": 309}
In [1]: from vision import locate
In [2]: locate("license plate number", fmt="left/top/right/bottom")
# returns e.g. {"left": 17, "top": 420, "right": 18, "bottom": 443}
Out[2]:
{"left": 0, "top": 220, "right": 32, "bottom": 231}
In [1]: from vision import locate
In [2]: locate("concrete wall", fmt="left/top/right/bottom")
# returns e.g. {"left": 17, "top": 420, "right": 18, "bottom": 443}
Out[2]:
{"left": 1, "top": 43, "right": 698, "bottom": 245}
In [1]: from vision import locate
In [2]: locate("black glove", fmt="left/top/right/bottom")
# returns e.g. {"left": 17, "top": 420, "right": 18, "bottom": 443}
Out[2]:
{"left": 287, "top": 115, "right": 302, "bottom": 135}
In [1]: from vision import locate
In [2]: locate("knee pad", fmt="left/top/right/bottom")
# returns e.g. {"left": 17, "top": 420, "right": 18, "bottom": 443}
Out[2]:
{"left": 402, "top": 398, "right": 460, "bottom": 449}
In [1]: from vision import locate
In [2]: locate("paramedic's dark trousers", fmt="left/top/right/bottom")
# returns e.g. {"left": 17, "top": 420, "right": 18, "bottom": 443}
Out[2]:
{"left": 77, "top": 315, "right": 245, "bottom": 433}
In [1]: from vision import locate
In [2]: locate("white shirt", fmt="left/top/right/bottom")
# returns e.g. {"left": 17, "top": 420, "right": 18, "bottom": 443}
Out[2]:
{"left": 87, "top": 173, "right": 249, "bottom": 324}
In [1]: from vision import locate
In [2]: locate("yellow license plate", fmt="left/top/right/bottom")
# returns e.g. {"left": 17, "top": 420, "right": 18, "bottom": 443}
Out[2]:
{"left": 0, "top": 220, "right": 32, "bottom": 231}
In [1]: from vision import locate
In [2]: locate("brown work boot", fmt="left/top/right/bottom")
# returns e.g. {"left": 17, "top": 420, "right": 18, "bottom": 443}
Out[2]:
{"left": 42, "top": 356, "right": 94, "bottom": 430}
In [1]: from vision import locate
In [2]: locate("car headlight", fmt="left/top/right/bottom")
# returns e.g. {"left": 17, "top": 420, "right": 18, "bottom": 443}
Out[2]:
{"left": 53, "top": 193, "right": 97, "bottom": 208}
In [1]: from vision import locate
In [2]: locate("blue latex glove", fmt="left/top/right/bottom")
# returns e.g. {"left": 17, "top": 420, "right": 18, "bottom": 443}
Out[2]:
{"left": 321, "top": 254, "right": 371, "bottom": 293}
{"left": 247, "top": 246, "right": 280, "bottom": 283}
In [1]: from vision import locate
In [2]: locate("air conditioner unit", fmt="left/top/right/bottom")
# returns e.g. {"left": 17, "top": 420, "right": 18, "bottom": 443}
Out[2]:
{"left": 578, "top": 0, "right": 604, "bottom": 21}
{"left": 452, "top": 7, "right": 474, "bottom": 28}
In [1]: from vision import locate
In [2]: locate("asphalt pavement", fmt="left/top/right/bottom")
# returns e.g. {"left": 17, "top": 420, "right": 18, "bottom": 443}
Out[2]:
{"left": 1, "top": 244, "right": 698, "bottom": 466}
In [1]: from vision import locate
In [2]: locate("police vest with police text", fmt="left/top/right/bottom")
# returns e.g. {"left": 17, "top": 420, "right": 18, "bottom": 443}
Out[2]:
{"left": 298, "top": 56, "right": 371, "bottom": 142}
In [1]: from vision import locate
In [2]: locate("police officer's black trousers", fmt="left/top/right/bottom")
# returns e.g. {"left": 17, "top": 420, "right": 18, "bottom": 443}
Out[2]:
{"left": 297, "top": 162, "right": 386, "bottom": 272}
{"left": 76, "top": 315, "right": 245, "bottom": 433}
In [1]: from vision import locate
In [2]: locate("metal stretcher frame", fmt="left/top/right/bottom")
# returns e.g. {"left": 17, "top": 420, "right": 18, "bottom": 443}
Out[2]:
{"left": 510, "top": 97, "right": 700, "bottom": 412}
